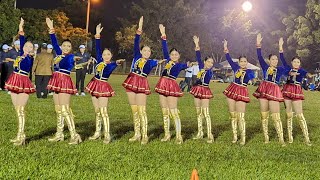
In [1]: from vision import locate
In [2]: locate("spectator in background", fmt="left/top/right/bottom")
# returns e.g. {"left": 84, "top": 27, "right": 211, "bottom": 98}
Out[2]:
{"left": 74, "top": 45, "right": 91, "bottom": 96}
{"left": 1, "top": 44, "right": 11, "bottom": 90}
{"left": 32, "top": 43, "right": 53, "bottom": 98}
{"left": 29, "top": 43, "right": 39, "bottom": 81}
{"left": 181, "top": 64, "right": 193, "bottom": 92}
{"left": 4, "top": 40, "right": 20, "bottom": 92}
{"left": 191, "top": 63, "right": 199, "bottom": 86}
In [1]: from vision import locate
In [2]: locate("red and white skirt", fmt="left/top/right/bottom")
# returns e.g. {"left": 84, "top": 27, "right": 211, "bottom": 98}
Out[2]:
{"left": 190, "top": 85, "right": 213, "bottom": 99}
{"left": 122, "top": 73, "right": 151, "bottom": 95}
{"left": 47, "top": 72, "right": 77, "bottom": 94}
{"left": 253, "top": 81, "right": 284, "bottom": 102}
{"left": 155, "top": 76, "right": 183, "bottom": 97}
{"left": 5, "top": 72, "right": 35, "bottom": 94}
{"left": 223, "top": 82, "right": 250, "bottom": 103}
{"left": 282, "top": 83, "right": 304, "bottom": 100}
{"left": 86, "top": 78, "right": 115, "bottom": 97}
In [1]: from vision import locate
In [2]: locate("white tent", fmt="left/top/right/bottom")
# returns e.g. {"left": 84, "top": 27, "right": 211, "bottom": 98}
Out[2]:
{"left": 219, "top": 59, "right": 260, "bottom": 70}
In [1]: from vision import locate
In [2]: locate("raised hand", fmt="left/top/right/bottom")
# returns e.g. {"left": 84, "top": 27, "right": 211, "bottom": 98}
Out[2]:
{"left": 193, "top": 36, "right": 200, "bottom": 46}
{"left": 257, "top": 33, "right": 263, "bottom": 45}
{"left": 279, "top": 37, "right": 284, "bottom": 50}
{"left": 46, "top": 18, "right": 54, "bottom": 29}
{"left": 158, "top": 59, "right": 166, "bottom": 64}
{"left": 223, "top": 39, "right": 228, "bottom": 50}
{"left": 116, "top": 59, "right": 126, "bottom": 64}
{"left": 159, "top": 24, "right": 166, "bottom": 36}
{"left": 96, "top": 23, "right": 104, "bottom": 35}
{"left": 138, "top": 16, "right": 143, "bottom": 31}
{"left": 19, "top": 18, "right": 24, "bottom": 32}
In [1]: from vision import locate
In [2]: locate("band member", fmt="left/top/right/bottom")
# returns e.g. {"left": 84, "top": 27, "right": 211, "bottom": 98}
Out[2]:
{"left": 46, "top": 18, "right": 82, "bottom": 145}
{"left": 253, "top": 33, "right": 286, "bottom": 146}
{"left": 86, "top": 24, "right": 124, "bottom": 144}
{"left": 155, "top": 24, "right": 195, "bottom": 144}
{"left": 223, "top": 40, "right": 255, "bottom": 145}
{"left": 5, "top": 18, "right": 35, "bottom": 146}
{"left": 279, "top": 37, "right": 312, "bottom": 146}
{"left": 75, "top": 45, "right": 91, "bottom": 96}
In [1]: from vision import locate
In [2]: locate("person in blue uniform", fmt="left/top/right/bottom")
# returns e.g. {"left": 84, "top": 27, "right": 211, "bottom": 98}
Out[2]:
{"left": 45, "top": 18, "right": 82, "bottom": 145}
{"left": 190, "top": 36, "right": 214, "bottom": 143}
{"left": 75, "top": 44, "right": 91, "bottom": 96}
{"left": 223, "top": 40, "right": 255, "bottom": 145}
{"left": 5, "top": 18, "right": 35, "bottom": 146}
{"left": 1, "top": 44, "right": 10, "bottom": 90}
{"left": 279, "top": 38, "right": 311, "bottom": 146}
{"left": 253, "top": 33, "right": 287, "bottom": 146}
{"left": 155, "top": 24, "right": 195, "bottom": 144}
{"left": 122, "top": 17, "right": 165, "bottom": 144}
{"left": 86, "top": 24, "right": 124, "bottom": 144}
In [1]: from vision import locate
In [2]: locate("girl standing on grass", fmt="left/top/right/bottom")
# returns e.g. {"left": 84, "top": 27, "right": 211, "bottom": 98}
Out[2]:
{"left": 86, "top": 23, "right": 125, "bottom": 144}
{"left": 122, "top": 16, "right": 165, "bottom": 145}
{"left": 253, "top": 33, "right": 286, "bottom": 146}
{"left": 46, "top": 18, "right": 82, "bottom": 145}
{"left": 223, "top": 40, "right": 255, "bottom": 145}
{"left": 5, "top": 18, "right": 35, "bottom": 146}
{"left": 190, "top": 36, "right": 214, "bottom": 143}
{"left": 279, "top": 37, "right": 312, "bottom": 146}
{"left": 155, "top": 24, "right": 196, "bottom": 144}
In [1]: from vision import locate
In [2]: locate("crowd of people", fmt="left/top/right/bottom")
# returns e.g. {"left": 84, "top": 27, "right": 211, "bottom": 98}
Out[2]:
{"left": 1, "top": 17, "right": 316, "bottom": 147}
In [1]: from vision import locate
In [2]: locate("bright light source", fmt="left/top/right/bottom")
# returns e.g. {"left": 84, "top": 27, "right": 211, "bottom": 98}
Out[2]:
{"left": 242, "top": 1, "right": 253, "bottom": 12}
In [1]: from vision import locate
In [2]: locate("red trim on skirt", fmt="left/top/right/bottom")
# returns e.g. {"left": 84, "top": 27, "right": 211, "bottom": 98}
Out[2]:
{"left": 223, "top": 82, "right": 250, "bottom": 103}
{"left": 86, "top": 78, "right": 115, "bottom": 97}
{"left": 282, "top": 83, "right": 304, "bottom": 100}
{"left": 122, "top": 73, "right": 151, "bottom": 95}
{"left": 253, "top": 81, "right": 284, "bottom": 102}
{"left": 47, "top": 72, "right": 77, "bottom": 94}
{"left": 5, "top": 72, "right": 35, "bottom": 94}
{"left": 155, "top": 77, "right": 183, "bottom": 97}
{"left": 190, "top": 85, "right": 213, "bottom": 99}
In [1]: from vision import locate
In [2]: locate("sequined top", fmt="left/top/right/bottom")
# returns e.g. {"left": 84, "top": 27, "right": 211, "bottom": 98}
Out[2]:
{"left": 50, "top": 34, "right": 75, "bottom": 75}
{"left": 280, "top": 53, "right": 307, "bottom": 84}
{"left": 257, "top": 48, "right": 286, "bottom": 84}
{"left": 130, "top": 34, "right": 158, "bottom": 77}
{"left": 13, "top": 35, "right": 33, "bottom": 76}
{"left": 193, "top": 50, "right": 214, "bottom": 86}
{"left": 94, "top": 38, "right": 118, "bottom": 81}
{"left": 226, "top": 53, "right": 255, "bottom": 86}
{"left": 161, "top": 38, "right": 188, "bottom": 79}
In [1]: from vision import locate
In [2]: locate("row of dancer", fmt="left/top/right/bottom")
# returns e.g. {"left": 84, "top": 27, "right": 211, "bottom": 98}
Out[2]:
{"left": 6, "top": 17, "right": 311, "bottom": 147}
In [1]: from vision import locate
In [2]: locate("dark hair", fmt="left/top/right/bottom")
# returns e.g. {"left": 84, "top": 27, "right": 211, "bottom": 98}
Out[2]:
{"left": 204, "top": 56, "right": 214, "bottom": 61}
{"left": 62, "top": 39, "right": 72, "bottom": 44}
{"left": 103, "top": 48, "right": 113, "bottom": 55}
{"left": 41, "top": 44, "right": 47, "bottom": 50}
{"left": 140, "top": 45, "right": 151, "bottom": 51}
{"left": 291, "top": 56, "right": 301, "bottom": 61}
{"left": 268, "top": 54, "right": 277, "bottom": 60}
{"left": 169, "top": 48, "right": 179, "bottom": 54}
{"left": 238, "top": 55, "right": 247, "bottom": 60}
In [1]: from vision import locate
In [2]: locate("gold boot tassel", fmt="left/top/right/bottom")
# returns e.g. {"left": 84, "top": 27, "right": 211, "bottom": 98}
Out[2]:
{"left": 296, "top": 113, "right": 312, "bottom": 146}
{"left": 89, "top": 107, "right": 102, "bottom": 140}
{"left": 202, "top": 107, "right": 214, "bottom": 143}
{"left": 238, "top": 112, "right": 246, "bottom": 146}
{"left": 100, "top": 107, "right": 111, "bottom": 144}
{"left": 271, "top": 113, "right": 286, "bottom": 146}
{"left": 286, "top": 112, "right": 293, "bottom": 143}
{"left": 138, "top": 106, "right": 148, "bottom": 145}
{"left": 48, "top": 105, "right": 64, "bottom": 142}
{"left": 161, "top": 108, "right": 171, "bottom": 142}
{"left": 129, "top": 105, "right": 141, "bottom": 142}
{"left": 261, "top": 111, "right": 269, "bottom": 143}
{"left": 193, "top": 107, "right": 204, "bottom": 140}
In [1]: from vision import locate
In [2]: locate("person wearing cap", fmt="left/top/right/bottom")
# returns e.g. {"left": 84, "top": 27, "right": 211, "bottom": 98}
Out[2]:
{"left": 0, "top": 44, "right": 11, "bottom": 89}
{"left": 32, "top": 43, "right": 54, "bottom": 98}
{"left": 28, "top": 43, "right": 39, "bottom": 81}
{"left": 3, "top": 40, "right": 20, "bottom": 90}
{"left": 74, "top": 44, "right": 91, "bottom": 96}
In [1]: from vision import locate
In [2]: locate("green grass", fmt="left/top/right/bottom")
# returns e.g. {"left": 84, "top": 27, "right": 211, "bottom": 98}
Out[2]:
{"left": 1, "top": 74, "right": 320, "bottom": 179}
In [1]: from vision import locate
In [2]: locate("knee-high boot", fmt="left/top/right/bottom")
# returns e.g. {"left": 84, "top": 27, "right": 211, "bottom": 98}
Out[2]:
{"left": 271, "top": 113, "right": 286, "bottom": 146}
{"left": 11, "top": 106, "right": 26, "bottom": 146}
{"left": 138, "top": 106, "right": 148, "bottom": 145}
{"left": 129, "top": 105, "right": 141, "bottom": 142}
{"left": 48, "top": 105, "right": 64, "bottom": 142}
{"left": 230, "top": 112, "right": 237, "bottom": 143}
{"left": 193, "top": 107, "right": 204, "bottom": 140}
{"left": 296, "top": 113, "right": 312, "bottom": 146}
{"left": 161, "top": 108, "right": 171, "bottom": 142}
{"left": 261, "top": 111, "right": 269, "bottom": 143}
{"left": 169, "top": 108, "right": 183, "bottom": 144}
{"left": 61, "top": 105, "right": 82, "bottom": 145}
{"left": 286, "top": 112, "right": 293, "bottom": 143}
{"left": 89, "top": 107, "right": 102, "bottom": 140}
{"left": 202, "top": 107, "right": 214, "bottom": 143}
{"left": 100, "top": 107, "right": 111, "bottom": 144}
{"left": 237, "top": 112, "right": 246, "bottom": 145}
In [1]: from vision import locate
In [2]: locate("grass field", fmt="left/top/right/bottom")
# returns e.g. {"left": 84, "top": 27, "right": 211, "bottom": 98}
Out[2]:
{"left": 0, "top": 74, "right": 320, "bottom": 179}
